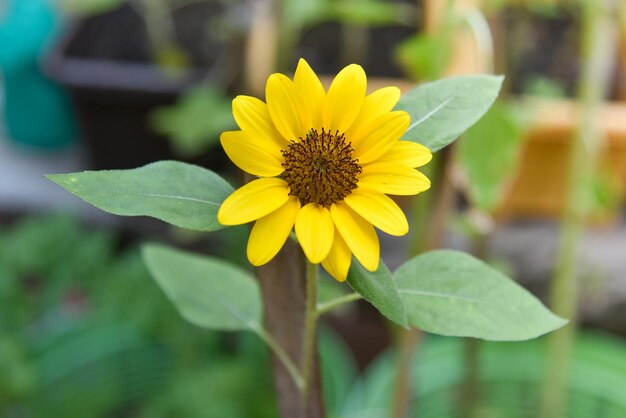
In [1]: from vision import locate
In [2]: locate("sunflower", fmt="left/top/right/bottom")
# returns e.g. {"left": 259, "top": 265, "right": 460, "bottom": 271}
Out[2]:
{"left": 217, "top": 59, "right": 432, "bottom": 281}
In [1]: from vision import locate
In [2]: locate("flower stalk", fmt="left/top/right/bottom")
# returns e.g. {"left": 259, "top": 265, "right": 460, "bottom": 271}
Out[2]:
{"left": 301, "top": 261, "right": 319, "bottom": 408}
{"left": 256, "top": 241, "right": 326, "bottom": 418}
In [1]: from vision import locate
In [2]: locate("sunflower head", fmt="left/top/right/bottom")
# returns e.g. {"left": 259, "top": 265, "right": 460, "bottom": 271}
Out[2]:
{"left": 218, "top": 59, "right": 432, "bottom": 281}
{"left": 281, "top": 128, "right": 362, "bottom": 207}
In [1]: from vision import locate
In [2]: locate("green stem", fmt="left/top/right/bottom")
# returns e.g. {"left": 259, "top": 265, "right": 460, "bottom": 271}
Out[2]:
{"left": 390, "top": 329, "right": 421, "bottom": 418}
{"left": 461, "top": 229, "right": 489, "bottom": 417}
{"left": 316, "top": 293, "right": 362, "bottom": 316}
{"left": 301, "top": 261, "right": 319, "bottom": 406}
{"left": 540, "top": 1, "right": 613, "bottom": 417}
{"left": 257, "top": 328, "right": 305, "bottom": 390}
{"left": 462, "top": 338, "right": 480, "bottom": 418}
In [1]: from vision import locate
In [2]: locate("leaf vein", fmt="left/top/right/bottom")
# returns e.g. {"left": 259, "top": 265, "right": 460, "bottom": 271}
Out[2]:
{"left": 406, "top": 94, "right": 456, "bottom": 131}
{"left": 89, "top": 189, "right": 223, "bottom": 206}
{"left": 399, "top": 288, "right": 490, "bottom": 306}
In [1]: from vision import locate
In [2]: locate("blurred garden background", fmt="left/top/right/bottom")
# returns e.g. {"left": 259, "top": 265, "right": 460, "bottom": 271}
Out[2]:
{"left": 1, "top": 0, "right": 625, "bottom": 417}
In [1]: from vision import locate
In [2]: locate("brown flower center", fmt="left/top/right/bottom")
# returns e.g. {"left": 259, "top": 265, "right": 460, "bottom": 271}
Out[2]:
{"left": 281, "top": 129, "right": 361, "bottom": 207}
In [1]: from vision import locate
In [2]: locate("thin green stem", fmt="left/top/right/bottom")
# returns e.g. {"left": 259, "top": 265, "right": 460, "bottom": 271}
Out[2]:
{"left": 257, "top": 328, "right": 304, "bottom": 390}
{"left": 316, "top": 293, "right": 362, "bottom": 316}
{"left": 461, "top": 230, "right": 488, "bottom": 417}
{"left": 461, "top": 338, "right": 480, "bottom": 418}
{"left": 540, "top": 1, "right": 613, "bottom": 417}
{"left": 301, "top": 261, "right": 319, "bottom": 406}
{"left": 390, "top": 328, "right": 421, "bottom": 418}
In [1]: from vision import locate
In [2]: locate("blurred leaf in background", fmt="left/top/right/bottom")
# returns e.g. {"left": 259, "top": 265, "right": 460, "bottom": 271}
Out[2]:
{"left": 458, "top": 101, "right": 525, "bottom": 212}
{"left": 582, "top": 170, "right": 623, "bottom": 218}
{"left": 150, "top": 87, "right": 235, "bottom": 158}
{"left": 58, "top": 0, "right": 124, "bottom": 16}
{"left": 394, "top": 30, "right": 452, "bottom": 82}
{"left": 523, "top": 75, "right": 568, "bottom": 98}
{"left": 322, "top": 0, "right": 414, "bottom": 27}
{"left": 283, "top": 0, "right": 413, "bottom": 30}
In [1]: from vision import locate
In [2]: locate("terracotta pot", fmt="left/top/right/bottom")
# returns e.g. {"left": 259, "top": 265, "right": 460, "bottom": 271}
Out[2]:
{"left": 496, "top": 98, "right": 626, "bottom": 221}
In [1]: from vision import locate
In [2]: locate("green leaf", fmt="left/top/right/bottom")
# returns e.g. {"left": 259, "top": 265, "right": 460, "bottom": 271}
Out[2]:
{"left": 347, "top": 260, "right": 407, "bottom": 328}
{"left": 395, "top": 250, "right": 567, "bottom": 340}
{"left": 142, "top": 244, "right": 262, "bottom": 332}
{"left": 458, "top": 101, "right": 525, "bottom": 211}
{"left": 47, "top": 161, "right": 233, "bottom": 232}
{"left": 396, "top": 75, "right": 504, "bottom": 152}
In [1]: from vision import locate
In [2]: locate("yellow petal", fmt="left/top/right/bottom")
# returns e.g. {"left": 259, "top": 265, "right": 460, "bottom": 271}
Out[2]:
{"left": 218, "top": 178, "right": 289, "bottom": 225}
{"left": 295, "top": 203, "right": 334, "bottom": 264}
{"left": 344, "top": 189, "right": 408, "bottom": 236}
{"left": 358, "top": 163, "right": 431, "bottom": 196}
{"left": 352, "top": 111, "right": 410, "bottom": 165}
{"left": 220, "top": 130, "right": 284, "bottom": 177}
{"left": 373, "top": 141, "right": 433, "bottom": 168}
{"left": 247, "top": 197, "right": 300, "bottom": 266}
{"left": 232, "top": 95, "right": 289, "bottom": 148}
{"left": 322, "top": 64, "right": 367, "bottom": 133}
{"left": 346, "top": 86, "right": 401, "bottom": 147}
{"left": 266, "top": 73, "right": 308, "bottom": 141}
{"left": 330, "top": 202, "right": 379, "bottom": 271}
{"left": 321, "top": 229, "right": 352, "bottom": 282}
{"left": 294, "top": 58, "right": 325, "bottom": 132}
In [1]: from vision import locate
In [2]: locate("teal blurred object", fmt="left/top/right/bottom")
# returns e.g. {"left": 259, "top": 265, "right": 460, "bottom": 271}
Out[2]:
{"left": 0, "top": 0, "right": 76, "bottom": 149}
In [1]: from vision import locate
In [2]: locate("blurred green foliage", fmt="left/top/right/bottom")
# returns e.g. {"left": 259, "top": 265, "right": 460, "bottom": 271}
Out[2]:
{"left": 336, "top": 333, "right": 626, "bottom": 417}
{"left": 150, "top": 87, "right": 235, "bottom": 158}
{"left": 58, "top": 0, "right": 124, "bottom": 16}
{"left": 523, "top": 76, "right": 568, "bottom": 98}
{"left": 394, "top": 30, "right": 452, "bottom": 82}
{"left": 283, "top": 0, "right": 414, "bottom": 32}
{"left": 458, "top": 101, "right": 525, "bottom": 212}
{"left": 0, "top": 215, "right": 276, "bottom": 417}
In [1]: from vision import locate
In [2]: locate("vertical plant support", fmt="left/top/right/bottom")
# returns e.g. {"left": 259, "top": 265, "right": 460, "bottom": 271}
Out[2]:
{"left": 245, "top": 0, "right": 278, "bottom": 95}
{"left": 540, "top": 1, "right": 615, "bottom": 417}
{"left": 257, "top": 242, "right": 326, "bottom": 418}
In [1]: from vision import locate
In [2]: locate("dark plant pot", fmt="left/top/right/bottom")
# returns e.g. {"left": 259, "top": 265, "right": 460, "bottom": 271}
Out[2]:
{"left": 43, "top": 4, "right": 237, "bottom": 170}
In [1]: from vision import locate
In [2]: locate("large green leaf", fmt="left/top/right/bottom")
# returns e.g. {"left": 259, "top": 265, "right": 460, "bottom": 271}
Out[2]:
{"left": 142, "top": 244, "right": 262, "bottom": 332}
{"left": 458, "top": 101, "right": 525, "bottom": 212}
{"left": 396, "top": 75, "right": 504, "bottom": 152}
{"left": 394, "top": 250, "right": 567, "bottom": 340}
{"left": 47, "top": 161, "right": 233, "bottom": 232}
{"left": 347, "top": 260, "right": 407, "bottom": 328}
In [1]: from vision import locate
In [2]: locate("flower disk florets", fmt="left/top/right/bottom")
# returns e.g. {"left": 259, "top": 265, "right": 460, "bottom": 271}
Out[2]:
{"left": 281, "top": 129, "right": 362, "bottom": 207}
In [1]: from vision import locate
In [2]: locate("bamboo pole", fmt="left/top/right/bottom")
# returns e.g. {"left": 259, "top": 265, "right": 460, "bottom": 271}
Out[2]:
{"left": 540, "top": 1, "right": 615, "bottom": 417}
